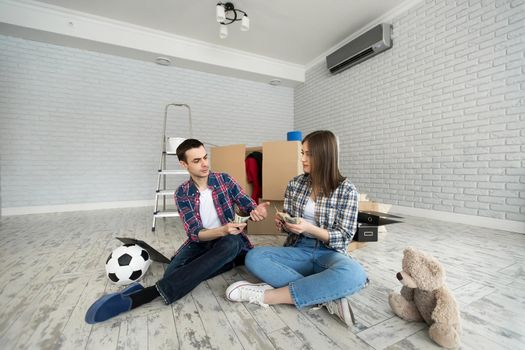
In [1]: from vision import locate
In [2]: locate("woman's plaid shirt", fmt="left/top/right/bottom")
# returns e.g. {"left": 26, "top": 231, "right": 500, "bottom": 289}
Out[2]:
{"left": 283, "top": 174, "right": 359, "bottom": 255}
{"left": 175, "top": 172, "right": 256, "bottom": 249}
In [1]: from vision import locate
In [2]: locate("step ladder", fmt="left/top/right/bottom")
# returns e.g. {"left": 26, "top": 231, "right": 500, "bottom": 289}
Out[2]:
{"left": 152, "top": 103, "right": 193, "bottom": 231}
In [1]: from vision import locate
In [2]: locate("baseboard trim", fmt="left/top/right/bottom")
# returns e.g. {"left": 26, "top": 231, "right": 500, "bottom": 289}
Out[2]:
{"left": 390, "top": 205, "right": 525, "bottom": 234}
{"left": 2, "top": 200, "right": 155, "bottom": 216}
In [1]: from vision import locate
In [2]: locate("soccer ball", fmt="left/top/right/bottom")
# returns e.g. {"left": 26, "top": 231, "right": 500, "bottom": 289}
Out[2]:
{"left": 105, "top": 244, "right": 152, "bottom": 286}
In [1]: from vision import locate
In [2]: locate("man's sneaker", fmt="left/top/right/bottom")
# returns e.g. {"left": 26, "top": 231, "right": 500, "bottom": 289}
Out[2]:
{"left": 85, "top": 283, "right": 144, "bottom": 324}
{"left": 322, "top": 297, "right": 356, "bottom": 327}
{"left": 226, "top": 281, "right": 273, "bottom": 307}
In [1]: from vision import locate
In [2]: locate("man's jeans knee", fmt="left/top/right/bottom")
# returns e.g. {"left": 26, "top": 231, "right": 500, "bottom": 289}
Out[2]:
{"left": 156, "top": 234, "right": 245, "bottom": 304}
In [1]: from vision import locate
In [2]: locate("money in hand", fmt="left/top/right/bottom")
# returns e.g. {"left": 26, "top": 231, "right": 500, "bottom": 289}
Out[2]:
{"left": 276, "top": 211, "right": 301, "bottom": 224}
{"left": 232, "top": 213, "right": 250, "bottom": 223}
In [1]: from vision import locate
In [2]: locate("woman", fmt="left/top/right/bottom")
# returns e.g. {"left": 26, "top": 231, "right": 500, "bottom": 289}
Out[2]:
{"left": 225, "top": 130, "right": 368, "bottom": 326}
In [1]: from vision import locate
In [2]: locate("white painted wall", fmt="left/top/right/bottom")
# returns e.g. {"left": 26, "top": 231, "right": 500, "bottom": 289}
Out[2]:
{"left": 0, "top": 35, "right": 294, "bottom": 210}
{"left": 295, "top": 0, "right": 525, "bottom": 223}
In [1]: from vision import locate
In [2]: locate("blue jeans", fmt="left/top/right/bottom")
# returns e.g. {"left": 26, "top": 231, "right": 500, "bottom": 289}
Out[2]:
{"left": 245, "top": 236, "right": 368, "bottom": 309}
{"left": 156, "top": 234, "right": 246, "bottom": 304}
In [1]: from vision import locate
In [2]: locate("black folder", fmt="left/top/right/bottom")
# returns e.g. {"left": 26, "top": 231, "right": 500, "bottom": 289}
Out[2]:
{"left": 357, "top": 211, "right": 403, "bottom": 226}
{"left": 116, "top": 237, "right": 171, "bottom": 264}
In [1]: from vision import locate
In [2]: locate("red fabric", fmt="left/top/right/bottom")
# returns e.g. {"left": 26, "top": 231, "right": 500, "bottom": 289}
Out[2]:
{"left": 245, "top": 157, "right": 261, "bottom": 203}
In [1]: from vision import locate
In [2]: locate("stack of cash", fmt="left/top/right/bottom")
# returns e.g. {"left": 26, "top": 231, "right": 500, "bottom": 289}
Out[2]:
{"left": 276, "top": 211, "right": 301, "bottom": 224}
{"left": 232, "top": 213, "right": 250, "bottom": 223}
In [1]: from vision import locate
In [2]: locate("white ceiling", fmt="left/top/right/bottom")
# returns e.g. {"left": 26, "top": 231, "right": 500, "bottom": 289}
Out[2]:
{"left": 31, "top": 0, "right": 407, "bottom": 64}
{"left": 0, "top": 0, "right": 418, "bottom": 85}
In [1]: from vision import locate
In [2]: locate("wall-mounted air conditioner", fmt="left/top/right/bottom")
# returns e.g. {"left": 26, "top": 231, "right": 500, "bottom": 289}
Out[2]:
{"left": 326, "top": 23, "right": 392, "bottom": 74}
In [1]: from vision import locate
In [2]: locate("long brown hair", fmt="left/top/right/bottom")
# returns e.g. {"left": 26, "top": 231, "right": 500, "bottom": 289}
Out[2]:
{"left": 303, "top": 130, "right": 345, "bottom": 197}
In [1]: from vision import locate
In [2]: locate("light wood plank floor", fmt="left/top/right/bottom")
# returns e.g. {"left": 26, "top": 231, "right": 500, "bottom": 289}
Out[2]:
{"left": 0, "top": 207, "right": 523, "bottom": 350}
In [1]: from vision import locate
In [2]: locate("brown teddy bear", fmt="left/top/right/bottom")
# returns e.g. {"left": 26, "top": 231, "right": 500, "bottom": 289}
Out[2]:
{"left": 388, "top": 247, "right": 461, "bottom": 348}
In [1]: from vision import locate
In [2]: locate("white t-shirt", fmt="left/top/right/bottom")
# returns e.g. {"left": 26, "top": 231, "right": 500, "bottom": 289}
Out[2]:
{"left": 199, "top": 188, "right": 222, "bottom": 229}
{"left": 302, "top": 197, "right": 317, "bottom": 238}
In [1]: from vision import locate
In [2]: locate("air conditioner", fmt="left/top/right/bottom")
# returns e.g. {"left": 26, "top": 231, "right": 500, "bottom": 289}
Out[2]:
{"left": 326, "top": 23, "right": 392, "bottom": 74}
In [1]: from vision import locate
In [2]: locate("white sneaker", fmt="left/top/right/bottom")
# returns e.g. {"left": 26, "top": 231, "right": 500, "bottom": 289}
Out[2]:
{"left": 322, "top": 297, "right": 356, "bottom": 327}
{"left": 226, "top": 281, "right": 273, "bottom": 307}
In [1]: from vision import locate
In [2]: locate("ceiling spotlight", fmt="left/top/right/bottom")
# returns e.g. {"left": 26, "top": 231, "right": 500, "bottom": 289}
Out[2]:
{"left": 241, "top": 14, "right": 250, "bottom": 31}
{"left": 219, "top": 24, "right": 228, "bottom": 39}
{"left": 154, "top": 57, "right": 171, "bottom": 66}
{"left": 216, "top": 3, "right": 226, "bottom": 22}
{"left": 216, "top": 2, "right": 249, "bottom": 39}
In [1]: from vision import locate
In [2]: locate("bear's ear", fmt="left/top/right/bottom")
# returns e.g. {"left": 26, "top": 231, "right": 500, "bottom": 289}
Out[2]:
{"left": 428, "top": 259, "right": 444, "bottom": 278}
{"left": 403, "top": 246, "right": 419, "bottom": 260}
{"left": 404, "top": 246, "right": 416, "bottom": 256}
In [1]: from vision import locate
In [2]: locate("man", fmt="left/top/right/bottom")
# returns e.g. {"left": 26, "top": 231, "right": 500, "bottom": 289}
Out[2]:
{"left": 85, "top": 139, "right": 269, "bottom": 323}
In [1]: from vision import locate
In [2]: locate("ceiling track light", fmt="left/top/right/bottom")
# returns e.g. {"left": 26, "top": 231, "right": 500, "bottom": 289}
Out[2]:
{"left": 216, "top": 2, "right": 249, "bottom": 39}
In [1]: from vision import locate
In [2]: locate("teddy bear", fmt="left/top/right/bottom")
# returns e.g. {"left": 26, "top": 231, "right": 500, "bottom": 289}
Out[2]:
{"left": 388, "top": 247, "right": 461, "bottom": 349}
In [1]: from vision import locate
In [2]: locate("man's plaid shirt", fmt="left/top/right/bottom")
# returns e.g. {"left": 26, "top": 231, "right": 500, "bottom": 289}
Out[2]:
{"left": 283, "top": 174, "right": 359, "bottom": 255}
{"left": 175, "top": 172, "right": 257, "bottom": 250}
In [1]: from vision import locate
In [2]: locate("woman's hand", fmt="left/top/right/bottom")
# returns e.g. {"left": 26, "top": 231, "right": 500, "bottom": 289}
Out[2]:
{"left": 274, "top": 215, "right": 285, "bottom": 232}
{"left": 283, "top": 219, "right": 312, "bottom": 235}
{"left": 285, "top": 220, "right": 330, "bottom": 243}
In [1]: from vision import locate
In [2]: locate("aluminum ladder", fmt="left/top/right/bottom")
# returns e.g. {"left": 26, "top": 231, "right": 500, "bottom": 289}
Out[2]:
{"left": 152, "top": 103, "right": 193, "bottom": 231}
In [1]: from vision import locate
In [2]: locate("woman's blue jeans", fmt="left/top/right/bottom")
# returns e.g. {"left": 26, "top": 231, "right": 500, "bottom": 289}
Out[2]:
{"left": 156, "top": 234, "right": 245, "bottom": 304}
{"left": 245, "top": 236, "right": 368, "bottom": 309}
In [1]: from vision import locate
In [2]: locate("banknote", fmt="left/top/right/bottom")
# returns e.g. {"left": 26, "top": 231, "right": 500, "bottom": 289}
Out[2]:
{"left": 276, "top": 210, "right": 301, "bottom": 224}
{"left": 232, "top": 213, "right": 250, "bottom": 223}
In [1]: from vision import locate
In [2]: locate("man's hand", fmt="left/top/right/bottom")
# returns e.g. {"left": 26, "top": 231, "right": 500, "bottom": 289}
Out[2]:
{"left": 250, "top": 202, "right": 270, "bottom": 222}
{"left": 223, "top": 222, "right": 247, "bottom": 235}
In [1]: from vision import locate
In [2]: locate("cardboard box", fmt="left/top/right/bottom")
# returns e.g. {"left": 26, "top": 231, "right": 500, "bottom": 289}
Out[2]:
{"left": 262, "top": 141, "right": 302, "bottom": 200}
{"left": 211, "top": 144, "right": 262, "bottom": 197}
{"left": 211, "top": 142, "right": 301, "bottom": 201}
{"left": 247, "top": 200, "right": 284, "bottom": 235}
{"left": 353, "top": 224, "right": 378, "bottom": 242}
{"left": 348, "top": 241, "right": 367, "bottom": 252}
{"left": 359, "top": 200, "right": 392, "bottom": 213}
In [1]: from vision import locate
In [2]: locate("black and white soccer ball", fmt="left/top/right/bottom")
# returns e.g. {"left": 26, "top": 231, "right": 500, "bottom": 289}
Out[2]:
{"left": 105, "top": 244, "right": 152, "bottom": 286}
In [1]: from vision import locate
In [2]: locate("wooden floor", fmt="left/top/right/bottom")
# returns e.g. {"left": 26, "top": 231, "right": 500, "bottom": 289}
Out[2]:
{"left": 0, "top": 207, "right": 523, "bottom": 350}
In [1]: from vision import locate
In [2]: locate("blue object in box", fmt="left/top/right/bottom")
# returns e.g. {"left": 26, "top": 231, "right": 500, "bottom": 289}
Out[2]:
{"left": 287, "top": 131, "right": 302, "bottom": 141}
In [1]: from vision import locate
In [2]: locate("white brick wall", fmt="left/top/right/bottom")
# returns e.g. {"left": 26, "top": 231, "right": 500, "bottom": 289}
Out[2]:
{"left": 295, "top": 0, "right": 525, "bottom": 222}
{"left": 0, "top": 36, "right": 294, "bottom": 208}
